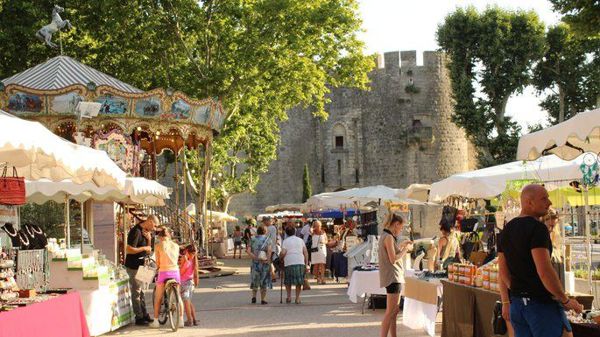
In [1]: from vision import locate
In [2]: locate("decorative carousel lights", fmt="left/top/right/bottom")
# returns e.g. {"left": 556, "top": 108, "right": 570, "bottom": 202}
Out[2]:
{"left": 0, "top": 55, "right": 226, "bottom": 242}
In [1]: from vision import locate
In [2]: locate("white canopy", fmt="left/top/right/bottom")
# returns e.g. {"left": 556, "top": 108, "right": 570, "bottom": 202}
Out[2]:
{"left": 517, "top": 108, "right": 600, "bottom": 161}
{"left": 26, "top": 177, "right": 170, "bottom": 206}
{"left": 406, "top": 184, "right": 431, "bottom": 202}
{"left": 264, "top": 203, "right": 304, "bottom": 212}
{"left": 429, "top": 154, "right": 589, "bottom": 202}
{"left": 0, "top": 110, "right": 126, "bottom": 188}
{"left": 304, "top": 185, "right": 425, "bottom": 211}
{"left": 185, "top": 204, "right": 238, "bottom": 222}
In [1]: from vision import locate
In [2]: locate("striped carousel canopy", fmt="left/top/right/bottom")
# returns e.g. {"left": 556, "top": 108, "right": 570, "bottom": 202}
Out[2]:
{"left": 2, "top": 55, "right": 143, "bottom": 93}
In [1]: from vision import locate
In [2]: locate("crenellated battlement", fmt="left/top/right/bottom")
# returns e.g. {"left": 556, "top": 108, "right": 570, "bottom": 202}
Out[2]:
{"left": 377, "top": 50, "right": 444, "bottom": 70}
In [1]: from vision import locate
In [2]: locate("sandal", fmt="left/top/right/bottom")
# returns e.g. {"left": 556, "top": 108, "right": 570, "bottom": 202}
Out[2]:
{"left": 251, "top": 297, "right": 256, "bottom": 304}
{"left": 295, "top": 298, "right": 301, "bottom": 304}
{"left": 261, "top": 300, "right": 268, "bottom": 305}
{"left": 286, "top": 298, "right": 291, "bottom": 304}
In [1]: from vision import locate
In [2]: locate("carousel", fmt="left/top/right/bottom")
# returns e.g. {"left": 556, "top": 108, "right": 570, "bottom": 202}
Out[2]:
{"left": 0, "top": 55, "right": 225, "bottom": 243}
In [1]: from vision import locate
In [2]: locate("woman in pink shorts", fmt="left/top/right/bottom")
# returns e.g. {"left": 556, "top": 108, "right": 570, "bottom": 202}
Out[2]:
{"left": 150, "top": 226, "right": 182, "bottom": 328}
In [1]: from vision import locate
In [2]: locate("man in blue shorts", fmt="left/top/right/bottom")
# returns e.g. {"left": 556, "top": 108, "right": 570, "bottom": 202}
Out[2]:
{"left": 498, "top": 184, "right": 583, "bottom": 337}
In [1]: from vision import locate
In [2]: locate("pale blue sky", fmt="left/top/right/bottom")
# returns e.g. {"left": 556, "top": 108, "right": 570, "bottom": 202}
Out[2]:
{"left": 358, "top": 0, "right": 562, "bottom": 130}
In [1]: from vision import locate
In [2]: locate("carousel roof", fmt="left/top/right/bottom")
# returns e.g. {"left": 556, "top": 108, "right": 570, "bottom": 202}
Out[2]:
{"left": 2, "top": 56, "right": 143, "bottom": 93}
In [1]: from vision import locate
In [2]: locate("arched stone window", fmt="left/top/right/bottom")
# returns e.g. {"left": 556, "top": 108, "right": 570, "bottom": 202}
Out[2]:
{"left": 332, "top": 123, "right": 346, "bottom": 149}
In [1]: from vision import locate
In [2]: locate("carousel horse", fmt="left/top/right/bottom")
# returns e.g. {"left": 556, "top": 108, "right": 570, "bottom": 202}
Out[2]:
{"left": 36, "top": 5, "right": 72, "bottom": 49}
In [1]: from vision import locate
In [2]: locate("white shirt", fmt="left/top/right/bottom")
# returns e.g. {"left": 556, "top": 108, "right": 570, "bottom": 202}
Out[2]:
{"left": 281, "top": 236, "right": 305, "bottom": 267}
{"left": 301, "top": 224, "right": 311, "bottom": 243}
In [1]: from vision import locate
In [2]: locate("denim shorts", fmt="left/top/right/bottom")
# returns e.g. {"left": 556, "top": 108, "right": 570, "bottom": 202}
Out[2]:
{"left": 510, "top": 296, "right": 571, "bottom": 337}
{"left": 180, "top": 279, "right": 194, "bottom": 300}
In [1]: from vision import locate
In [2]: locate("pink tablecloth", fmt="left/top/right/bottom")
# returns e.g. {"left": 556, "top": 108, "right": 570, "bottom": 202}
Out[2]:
{"left": 0, "top": 292, "right": 90, "bottom": 337}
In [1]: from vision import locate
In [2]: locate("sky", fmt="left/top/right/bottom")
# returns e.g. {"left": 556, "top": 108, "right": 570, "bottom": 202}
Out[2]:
{"left": 357, "top": 0, "right": 562, "bottom": 130}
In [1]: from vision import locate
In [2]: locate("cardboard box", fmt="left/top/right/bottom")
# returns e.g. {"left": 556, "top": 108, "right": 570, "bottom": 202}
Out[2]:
{"left": 404, "top": 277, "right": 438, "bottom": 305}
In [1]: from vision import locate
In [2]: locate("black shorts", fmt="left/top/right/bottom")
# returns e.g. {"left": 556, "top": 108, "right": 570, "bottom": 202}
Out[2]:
{"left": 385, "top": 282, "right": 401, "bottom": 294}
{"left": 234, "top": 241, "right": 242, "bottom": 247}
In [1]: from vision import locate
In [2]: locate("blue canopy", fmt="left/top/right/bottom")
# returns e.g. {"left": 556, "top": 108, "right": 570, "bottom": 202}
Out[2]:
{"left": 307, "top": 209, "right": 358, "bottom": 219}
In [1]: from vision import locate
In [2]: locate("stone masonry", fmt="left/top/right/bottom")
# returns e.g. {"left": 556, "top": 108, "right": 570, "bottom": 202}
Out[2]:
{"left": 229, "top": 51, "right": 476, "bottom": 217}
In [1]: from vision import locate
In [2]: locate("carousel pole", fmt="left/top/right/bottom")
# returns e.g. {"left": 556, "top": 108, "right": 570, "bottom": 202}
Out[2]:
{"left": 203, "top": 143, "right": 212, "bottom": 255}
{"left": 182, "top": 147, "right": 188, "bottom": 241}
{"left": 174, "top": 148, "right": 180, "bottom": 227}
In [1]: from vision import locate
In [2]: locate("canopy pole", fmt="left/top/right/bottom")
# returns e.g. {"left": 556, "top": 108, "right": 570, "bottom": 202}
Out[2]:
{"left": 65, "top": 196, "right": 70, "bottom": 248}
{"left": 583, "top": 186, "right": 593, "bottom": 295}
{"left": 182, "top": 147, "right": 188, "bottom": 241}
{"left": 80, "top": 202, "right": 84, "bottom": 253}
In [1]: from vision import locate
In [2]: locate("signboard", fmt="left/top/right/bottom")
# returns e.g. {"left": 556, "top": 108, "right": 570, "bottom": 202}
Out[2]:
{"left": 385, "top": 202, "right": 409, "bottom": 213}
{"left": 92, "top": 202, "right": 116, "bottom": 263}
{"left": 110, "top": 278, "right": 134, "bottom": 330}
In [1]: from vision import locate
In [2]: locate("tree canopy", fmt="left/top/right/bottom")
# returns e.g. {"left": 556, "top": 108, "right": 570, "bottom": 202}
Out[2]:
{"left": 437, "top": 6, "right": 546, "bottom": 167}
{"left": 0, "top": 1, "right": 373, "bottom": 211}
{"left": 533, "top": 23, "right": 600, "bottom": 124}
{"left": 549, "top": 0, "right": 600, "bottom": 38}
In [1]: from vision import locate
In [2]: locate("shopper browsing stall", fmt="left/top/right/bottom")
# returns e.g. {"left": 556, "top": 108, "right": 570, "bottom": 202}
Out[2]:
{"left": 124, "top": 214, "right": 158, "bottom": 326}
{"left": 498, "top": 184, "right": 582, "bottom": 337}
{"left": 379, "top": 213, "right": 413, "bottom": 337}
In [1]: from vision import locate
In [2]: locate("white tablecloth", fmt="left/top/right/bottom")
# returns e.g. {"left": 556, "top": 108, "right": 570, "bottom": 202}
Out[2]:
{"left": 402, "top": 278, "right": 442, "bottom": 337}
{"left": 347, "top": 270, "right": 386, "bottom": 303}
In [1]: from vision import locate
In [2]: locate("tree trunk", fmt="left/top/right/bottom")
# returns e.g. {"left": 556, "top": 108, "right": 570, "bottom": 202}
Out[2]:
{"left": 494, "top": 96, "right": 510, "bottom": 134}
{"left": 559, "top": 84, "right": 565, "bottom": 123}
{"left": 223, "top": 195, "right": 233, "bottom": 214}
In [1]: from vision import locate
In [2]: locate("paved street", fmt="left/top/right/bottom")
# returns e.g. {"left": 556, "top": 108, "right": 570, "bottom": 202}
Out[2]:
{"left": 108, "top": 257, "right": 439, "bottom": 337}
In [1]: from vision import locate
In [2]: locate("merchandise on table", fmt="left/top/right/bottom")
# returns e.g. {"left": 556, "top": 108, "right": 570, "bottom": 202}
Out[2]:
{"left": 0, "top": 251, "right": 18, "bottom": 303}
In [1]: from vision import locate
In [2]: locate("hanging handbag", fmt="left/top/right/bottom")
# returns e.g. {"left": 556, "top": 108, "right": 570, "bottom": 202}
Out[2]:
{"left": 492, "top": 300, "right": 508, "bottom": 335}
{"left": 257, "top": 237, "right": 269, "bottom": 262}
{"left": 0, "top": 166, "right": 25, "bottom": 206}
{"left": 135, "top": 258, "right": 157, "bottom": 285}
{"left": 310, "top": 235, "right": 320, "bottom": 253}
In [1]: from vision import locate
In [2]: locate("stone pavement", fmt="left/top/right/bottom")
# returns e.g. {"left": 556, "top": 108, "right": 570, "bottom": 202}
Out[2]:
{"left": 108, "top": 257, "right": 440, "bottom": 337}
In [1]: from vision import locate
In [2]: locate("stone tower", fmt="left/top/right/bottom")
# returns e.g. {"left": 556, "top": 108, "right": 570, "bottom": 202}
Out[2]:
{"left": 229, "top": 51, "right": 476, "bottom": 217}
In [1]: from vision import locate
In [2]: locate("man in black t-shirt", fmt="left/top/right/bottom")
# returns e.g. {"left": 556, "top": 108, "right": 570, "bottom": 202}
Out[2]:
{"left": 498, "top": 184, "right": 582, "bottom": 337}
{"left": 125, "top": 215, "right": 158, "bottom": 325}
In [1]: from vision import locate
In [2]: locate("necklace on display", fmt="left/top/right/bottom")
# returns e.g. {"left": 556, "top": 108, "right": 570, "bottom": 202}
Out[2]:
{"left": 18, "top": 231, "right": 29, "bottom": 246}
{"left": 2, "top": 225, "right": 17, "bottom": 237}
{"left": 31, "top": 225, "right": 43, "bottom": 235}
{"left": 25, "top": 225, "right": 35, "bottom": 238}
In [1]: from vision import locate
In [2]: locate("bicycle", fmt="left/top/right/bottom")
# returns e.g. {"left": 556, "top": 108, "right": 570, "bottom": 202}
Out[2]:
{"left": 152, "top": 278, "right": 183, "bottom": 331}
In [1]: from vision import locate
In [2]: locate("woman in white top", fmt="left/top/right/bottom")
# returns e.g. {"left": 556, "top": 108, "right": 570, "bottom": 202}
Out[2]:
{"left": 310, "top": 221, "right": 328, "bottom": 285}
{"left": 280, "top": 226, "right": 309, "bottom": 304}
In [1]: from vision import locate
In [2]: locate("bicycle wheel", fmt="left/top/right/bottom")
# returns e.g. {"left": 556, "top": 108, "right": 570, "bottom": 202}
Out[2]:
{"left": 167, "top": 286, "right": 179, "bottom": 332}
{"left": 157, "top": 288, "right": 168, "bottom": 325}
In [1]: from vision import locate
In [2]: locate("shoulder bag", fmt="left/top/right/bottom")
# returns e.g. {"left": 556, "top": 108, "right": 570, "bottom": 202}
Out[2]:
{"left": 310, "top": 235, "right": 321, "bottom": 253}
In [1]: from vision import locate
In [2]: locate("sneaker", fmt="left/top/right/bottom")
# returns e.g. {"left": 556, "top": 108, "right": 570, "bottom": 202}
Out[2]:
{"left": 135, "top": 318, "right": 149, "bottom": 326}
{"left": 149, "top": 321, "right": 160, "bottom": 328}
{"left": 143, "top": 315, "right": 154, "bottom": 323}
{"left": 193, "top": 319, "right": 198, "bottom": 326}
{"left": 185, "top": 321, "right": 193, "bottom": 327}
{"left": 178, "top": 319, "right": 185, "bottom": 328}
{"left": 251, "top": 297, "right": 256, "bottom": 304}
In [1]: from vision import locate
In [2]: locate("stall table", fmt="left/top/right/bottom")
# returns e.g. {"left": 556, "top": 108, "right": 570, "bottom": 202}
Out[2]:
{"left": 0, "top": 292, "right": 90, "bottom": 337}
{"left": 347, "top": 269, "right": 386, "bottom": 313}
{"left": 441, "top": 280, "right": 507, "bottom": 337}
{"left": 403, "top": 277, "right": 443, "bottom": 337}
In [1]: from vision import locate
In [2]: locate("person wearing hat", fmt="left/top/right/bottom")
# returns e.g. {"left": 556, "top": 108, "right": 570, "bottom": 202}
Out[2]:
{"left": 125, "top": 214, "right": 158, "bottom": 325}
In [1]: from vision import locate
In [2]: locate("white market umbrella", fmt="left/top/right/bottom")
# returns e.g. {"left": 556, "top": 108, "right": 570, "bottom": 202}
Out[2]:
{"left": 428, "top": 154, "right": 589, "bottom": 202}
{"left": 406, "top": 184, "right": 431, "bottom": 202}
{"left": 186, "top": 203, "right": 238, "bottom": 222}
{"left": 304, "top": 185, "right": 422, "bottom": 211}
{"left": 264, "top": 203, "right": 305, "bottom": 212}
{"left": 26, "top": 177, "right": 170, "bottom": 206}
{"left": 0, "top": 110, "right": 126, "bottom": 188}
{"left": 517, "top": 108, "right": 600, "bottom": 161}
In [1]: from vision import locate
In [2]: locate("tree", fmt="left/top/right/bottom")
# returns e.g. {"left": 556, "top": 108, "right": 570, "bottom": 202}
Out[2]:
{"left": 437, "top": 6, "right": 546, "bottom": 167}
{"left": 533, "top": 24, "right": 600, "bottom": 123}
{"left": 549, "top": 0, "right": 600, "bottom": 37}
{"left": 302, "top": 163, "right": 312, "bottom": 202}
{"left": 0, "top": 1, "right": 373, "bottom": 211}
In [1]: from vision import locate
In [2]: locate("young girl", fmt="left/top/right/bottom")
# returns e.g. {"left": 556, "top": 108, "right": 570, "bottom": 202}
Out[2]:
{"left": 179, "top": 244, "right": 199, "bottom": 326}
{"left": 233, "top": 226, "right": 243, "bottom": 259}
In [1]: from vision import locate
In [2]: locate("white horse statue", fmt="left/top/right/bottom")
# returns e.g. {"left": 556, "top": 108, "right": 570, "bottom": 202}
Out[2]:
{"left": 36, "top": 5, "right": 72, "bottom": 49}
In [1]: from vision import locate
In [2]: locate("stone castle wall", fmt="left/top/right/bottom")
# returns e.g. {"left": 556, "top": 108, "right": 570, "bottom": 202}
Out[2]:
{"left": 229, "top": 51, "right": 476, "bottom": 218}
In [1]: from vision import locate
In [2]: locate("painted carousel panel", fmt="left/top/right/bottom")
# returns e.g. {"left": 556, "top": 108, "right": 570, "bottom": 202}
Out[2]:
{"left": 50, "top": 92, "right": 84, "bottom": 114}
{"left": 134, "top": 96, "right": 162, "bottom": 118}
{"left": 7, "top": 92, "right": 43, "bottom": 114}
{"left": 96, "top": 95, "right": 128, "bottom": 116}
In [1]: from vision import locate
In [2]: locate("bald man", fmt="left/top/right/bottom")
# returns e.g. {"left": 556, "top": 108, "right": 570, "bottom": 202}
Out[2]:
{"left": 125, "top": 214, "right": 159, "bottom": 325}
{"left": 498, "top": 184, "right": 582, "bottom": 337}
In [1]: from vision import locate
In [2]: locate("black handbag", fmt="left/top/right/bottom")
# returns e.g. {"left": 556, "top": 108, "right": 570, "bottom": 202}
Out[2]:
{"left": 492, "top": 300, "right": 507, "bottom": 335}
{"left": 310, "top": 235, "right": 320, "bottom": 253}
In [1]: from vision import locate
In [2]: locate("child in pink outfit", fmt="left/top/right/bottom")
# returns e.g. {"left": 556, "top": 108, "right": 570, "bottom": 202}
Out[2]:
{"left": 179, "top": 244, "right": 199, "bottom": 326}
